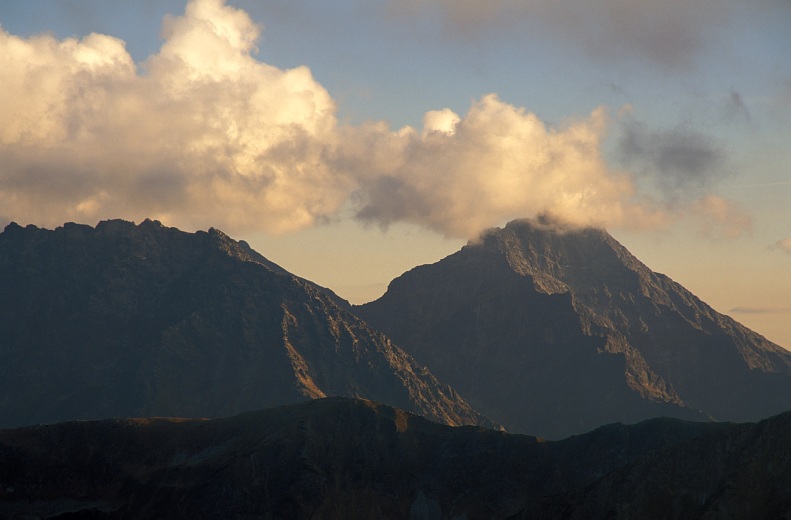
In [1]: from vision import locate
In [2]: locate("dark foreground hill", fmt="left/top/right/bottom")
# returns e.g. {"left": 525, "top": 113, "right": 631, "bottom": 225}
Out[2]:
{"left": 355, "top": 218, "right": 791, "bottom": 439}
{"left": 2, "top": 397, "right": 790, "bottom": 519}
{"left": 0, "top": 219, "right": 491, "bottom": 429}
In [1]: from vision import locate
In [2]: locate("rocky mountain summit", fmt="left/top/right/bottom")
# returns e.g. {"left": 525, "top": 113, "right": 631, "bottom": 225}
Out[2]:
{"left": 355, "top": 217, "right": 791, "bottom": 439}
{"left": 0, "top": 219, "right": 492, "bottom": 429}
{"left": 7, "top": 396, "right": 781, "bottom": 520}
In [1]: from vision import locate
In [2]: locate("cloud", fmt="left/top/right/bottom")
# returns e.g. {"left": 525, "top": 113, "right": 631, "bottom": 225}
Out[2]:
{"left": 0, "top": 0, "right": 750, "bottom": 240}
{"left": 347, "top": 95, "right": 672, "bottom": 237}
{"left": 614, "top": 116, "right": 750, "bottom": 237}
{"left": 617, "top": 117, "right": 729, "bottom": 200}
{"left": 724, "top": 90, "right": 751, "bottom": 124}
{"left": 685, "top": 195, "right": 750, "bottom": 239}
{"left": 345, "top": 98, "right": 750, "bottom": 238}
{"left": 385, "top": 0, "right": 733, "bottom": 71}
{"left": 772, "top": 238, "right": 791, "bottom": 255}
{"left": 730, "top": 306, "right": 791, "bottom": 315}
{"left": 0, "top": 0, "right": 344, "bottom": 234}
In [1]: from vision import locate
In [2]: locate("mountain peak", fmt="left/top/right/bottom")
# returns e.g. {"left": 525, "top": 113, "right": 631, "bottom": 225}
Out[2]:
{"left": 472, "top": 216, "right": 609, "bottom": 246}
{"left": 356, "top": 217, "right": 791, "bottom": 438}
{"left": 0, "top": 220, "right": 494, "bottom": 430}
{"left": 462, "top": 218, "right": 644, "bottom": 298}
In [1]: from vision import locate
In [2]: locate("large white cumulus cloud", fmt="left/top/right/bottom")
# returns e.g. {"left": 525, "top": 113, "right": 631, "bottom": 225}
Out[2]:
{"left": 0, "top": 0, "right": 343, "bottom": 234}
{"left": 0, "top": 0, "right": 748, "bottom": 239}
{"left": 347, "top": 96, "right": 663, "bottom": 237}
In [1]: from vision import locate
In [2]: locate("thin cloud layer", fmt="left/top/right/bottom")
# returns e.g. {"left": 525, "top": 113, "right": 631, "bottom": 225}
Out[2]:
{"left": 724, "top": 90, "right": 751, "bottom": 124}
{"left": 773, "top": 238, "right": 791, "bottom": 255}
{"left": 0, "top": 0, "right": 749, "bottom": 239}
{"left": 618, "top": 117, "right": 729, "bottom": 199}
{"left": 386, "top": 0, "right": 732, "bottom": 71}
{"left": 730, "top": 306, "right": 791, "bottom": 315}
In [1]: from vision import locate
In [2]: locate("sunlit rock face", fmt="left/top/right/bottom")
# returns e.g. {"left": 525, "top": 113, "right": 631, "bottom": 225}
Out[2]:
{"left": 355, "top": 217, "right": 791, "bottom": 439}
{"left": 0, "top": 219, "right": 493, "bottom": 430}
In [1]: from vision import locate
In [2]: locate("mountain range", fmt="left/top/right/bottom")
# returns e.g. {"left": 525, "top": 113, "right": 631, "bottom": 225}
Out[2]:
{"left": 0, "top": 219, "right": 491, "bottom": 429}
{"left": 3, "top": 216, "right": 791, "bottom": 517}
{"left": 2, "top": 397, "right": 791, "bottom": 519}
{"left": 3, "top": 217, "right": 791, "bottom": 440}
{"left": 355, "top": 218, "right": 791, "bottom": 438}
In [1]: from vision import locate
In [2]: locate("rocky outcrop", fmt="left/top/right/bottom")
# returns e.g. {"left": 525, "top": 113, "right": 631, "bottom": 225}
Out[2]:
{"left": 0, "top": 219, "right": 493, "bottom": 429}
{"left": 0, "top": 397, "right": 745, "bottom": 519}
{"left": 355, "top": 217, "right": 791, "bottom": 438}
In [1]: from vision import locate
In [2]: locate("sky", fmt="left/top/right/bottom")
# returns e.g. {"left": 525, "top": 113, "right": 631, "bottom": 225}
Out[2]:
{"left": 0, "top": 0, "right": 789, "bottom": 347}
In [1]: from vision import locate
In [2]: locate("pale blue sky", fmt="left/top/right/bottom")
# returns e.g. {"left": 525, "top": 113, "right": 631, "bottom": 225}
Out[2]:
{"left": 1, "top": 0, "right": 789, "bottom": 346}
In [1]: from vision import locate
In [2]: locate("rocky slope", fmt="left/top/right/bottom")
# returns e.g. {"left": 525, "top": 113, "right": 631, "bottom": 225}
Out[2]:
{"left": 1, "top": 397, "right": 756, "bottom": 520}
{"left": 0, "top": 219, "right": 492, "bottom": 429}
{"left": 355, "top": 217, "right": 791, "bottom": 439}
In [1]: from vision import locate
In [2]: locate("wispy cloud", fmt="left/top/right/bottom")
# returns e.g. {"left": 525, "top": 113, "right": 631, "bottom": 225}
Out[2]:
{"left": 723, "top": 90, "right": 751, "bottom": 124}
{"left": 617, "top": 117, "right": 728, "bottom": 198}
{"left": 385, "top": 0, "right": 736, "bottom": 72}
{"left": 0, "top": 0, "right": 752, "bottom": 239}
{"left": 730, "top": 306, "right": 791, "bottom": 315}
{"left": 612, "top": 114, "right": 749, "bottom": 238}
{"left": 772, "top": 238, "right": 791, "bottom": 255}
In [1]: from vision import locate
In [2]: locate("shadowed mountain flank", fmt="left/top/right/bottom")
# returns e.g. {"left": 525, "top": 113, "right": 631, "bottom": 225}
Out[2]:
{"left": 355, "top": 218, "right": 791, "bottom": 439}
{"left": 2, "top": 397, "right": 766, "bottom": 520}
{"left": 0, "top": 219, "right": 492, "bottom": 429}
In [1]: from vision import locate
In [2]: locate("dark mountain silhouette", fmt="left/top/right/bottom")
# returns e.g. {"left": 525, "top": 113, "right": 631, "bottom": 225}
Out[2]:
{"left": 530, "top": 410, "right": 791, "bottom": 519}
{"left": 2, "top": 396, "right": 767, "bottom": 520}
{"left": 355, "top": 217, "right": 791, "bottom": 439}
{"left": 0, "top": 219, "right": 493, "bottom": 429}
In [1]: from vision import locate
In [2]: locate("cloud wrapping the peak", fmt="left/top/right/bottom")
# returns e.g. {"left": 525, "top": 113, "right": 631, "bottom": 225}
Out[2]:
{"left": 348, "top": 95, "right": 667, "bottom": 237}
{"left": 0, "top": 0, "right": 749, "bottom": 239}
